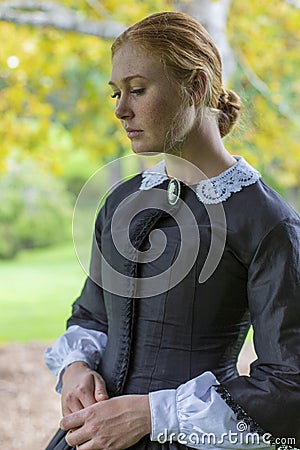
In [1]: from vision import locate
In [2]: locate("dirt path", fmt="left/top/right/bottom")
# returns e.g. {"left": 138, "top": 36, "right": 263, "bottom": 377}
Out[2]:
{"left": 0, "top": 340, "right": 256, "bottom": 449}
{"left": 0, "top": 342, "right": 61, "bottom": 449}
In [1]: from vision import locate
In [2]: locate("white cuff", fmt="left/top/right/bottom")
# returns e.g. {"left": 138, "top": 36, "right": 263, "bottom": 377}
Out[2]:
{"left": 148, "top": 371, "right": 272, "bottom": 449}
{"left": 149, "top": 389, "right": 179, "bottom": 441}
{"left": 44, "top": 325, "right": 107, "bottom": 393}
{"left": 55, "top": 350, "right": 98, "bottom": 393}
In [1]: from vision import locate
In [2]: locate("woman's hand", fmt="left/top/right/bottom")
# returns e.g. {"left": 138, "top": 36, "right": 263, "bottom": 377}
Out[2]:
{"left": 61, "top": 361, "right": 109, "bottom": 416}
{"left": 60, "top": 394, "right": 151, "bottom": 450}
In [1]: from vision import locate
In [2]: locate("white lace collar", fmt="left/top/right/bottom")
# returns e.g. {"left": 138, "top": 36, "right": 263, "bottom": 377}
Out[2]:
{"left": 139, "top": 156, "right": 261, "bottom": 204}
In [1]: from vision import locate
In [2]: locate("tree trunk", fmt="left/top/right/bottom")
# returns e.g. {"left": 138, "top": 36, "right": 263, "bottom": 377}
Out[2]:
{"left": 175, "top": 0, "right": 235, "bottom": 83}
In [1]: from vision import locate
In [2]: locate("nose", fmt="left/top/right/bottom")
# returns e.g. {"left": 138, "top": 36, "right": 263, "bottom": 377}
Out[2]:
{"left": 115, "top": 95, "right": 134, "bottom": 120}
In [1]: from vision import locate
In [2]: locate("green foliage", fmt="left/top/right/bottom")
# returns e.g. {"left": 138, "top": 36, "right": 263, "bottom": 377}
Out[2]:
{"left": 0, "top": 0, "right": 299, "bottom": 192}
{"left": 59, "top": 148, "right": 103, "bottom": 196}
{"left": 0, "top": 160, "right": 74, "bottom": 259}
{"left": 0, "top": 242, "right": 85, "bottom": 343}
{"left": 227, "top": 0, "right": 300, "bottom": 188}
{"left": 0, "top": 0, "right": 171, "bottom": 173}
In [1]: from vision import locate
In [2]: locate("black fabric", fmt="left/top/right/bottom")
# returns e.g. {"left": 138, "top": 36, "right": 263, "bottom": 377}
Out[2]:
{"left": 62, "top": 174, "right": 300, "bottom": 447}
{"left": 45, "top": 429, "right": 73, "bottom": 450}
{"left": 45, "top": 432, "right": 200, "bottom": 450}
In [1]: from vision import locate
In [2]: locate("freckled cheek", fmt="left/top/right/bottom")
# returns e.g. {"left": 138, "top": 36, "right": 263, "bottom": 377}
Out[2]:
{"left": 137, "top": 93, "right": 178, "bottom": 138}
{"left": 150, "top": 103, "right": 175, "bottom": 134}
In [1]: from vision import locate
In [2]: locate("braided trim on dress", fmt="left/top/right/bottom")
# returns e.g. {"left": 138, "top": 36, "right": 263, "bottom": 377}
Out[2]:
{"left": 215, "top": 385, "right": 266, "bottom": 435}
{"left": 114, "top": 209, "right": 165, "bottom": 395}
{"left": 215, "top": 385, "right": 298, "bottom": 450}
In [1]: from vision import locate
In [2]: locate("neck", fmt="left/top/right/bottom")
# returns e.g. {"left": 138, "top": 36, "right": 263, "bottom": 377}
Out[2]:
{"left": 164, "top": 113, "right": 236, "bottom": 185}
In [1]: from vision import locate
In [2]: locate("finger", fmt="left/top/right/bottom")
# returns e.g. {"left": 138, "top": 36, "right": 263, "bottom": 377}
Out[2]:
{"left": 60, "top": 410, "right": 85, "bottom": 431}
{"left": 71, "top": 371, "right": 99, "bottom": 408}
{"left": 62, "top": 396, "right": 84, "bottom": 416}
{"left": 77, "top": 385, "right": 97, "bottom": 409}
{"left": 65, "top": 427, "right": 91, "bottom": 448}
{"left": 61, "top": 404, "right": 72, "bottom": 417}
{"left": 76, "top": 441, "right": 91, "bottom": 450}
{"left": 94, "top": 374, "right": 109, "bottom": 402}
{"left": 74, "top": 442, "right": 91, "bottom": 450}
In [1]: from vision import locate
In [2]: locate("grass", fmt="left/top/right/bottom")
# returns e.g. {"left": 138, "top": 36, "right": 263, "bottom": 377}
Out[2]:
{"left": 0, "top": 240, "right": 254, "bottom": 345}
{"left": 0, "top": 241, "right": 86, "bottom": 344}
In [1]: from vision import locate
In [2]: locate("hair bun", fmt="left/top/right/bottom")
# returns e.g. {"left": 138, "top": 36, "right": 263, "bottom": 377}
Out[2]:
{"left": 217, "top": 88, "right": 241, "bottom": 137}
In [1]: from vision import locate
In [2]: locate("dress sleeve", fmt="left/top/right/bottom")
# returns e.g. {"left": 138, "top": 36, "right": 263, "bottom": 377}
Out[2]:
{"left": 221, "top": 217, "right": 300, "bottom": 445}
{"left": 44, "top": 325, "right": 107, "bottom": 393}
{"left": 44, "top": 204, "right": 109, "bottom": 390}
{"left": 149, "top": 372, "right": 273, "bottom": 449}
{"left": 67, "top": 203, "right": 108, "bottom": 334}
{"left": 150, "top": 217, "right": 300, "bottom": 449}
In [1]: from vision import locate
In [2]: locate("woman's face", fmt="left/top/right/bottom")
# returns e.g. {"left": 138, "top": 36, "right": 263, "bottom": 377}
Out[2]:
{"left": 109, "top": 42, "right": 195, "bottom": 154}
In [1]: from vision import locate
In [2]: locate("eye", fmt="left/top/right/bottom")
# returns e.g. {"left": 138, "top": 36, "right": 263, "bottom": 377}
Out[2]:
{"left": 111, "top": 91, "right": 121, "bottom": 99}
{"left": 130, "top": 88, "right": 145, "bottom": 95}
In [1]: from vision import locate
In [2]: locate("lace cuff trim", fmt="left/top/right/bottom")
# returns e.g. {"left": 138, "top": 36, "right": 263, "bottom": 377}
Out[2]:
{"left": 215, "top": 385, "right": 297, "bottom": 450}
{"left": 215, "top": 385, "right": 266, "bottom": 435}
{"left": 139, "top": 157, "right": 261, "bottom": 204}
{"left": 216, "top": 385, "right": 299, "bottom": 450}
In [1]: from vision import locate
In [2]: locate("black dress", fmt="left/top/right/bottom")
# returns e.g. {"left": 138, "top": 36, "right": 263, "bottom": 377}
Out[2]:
{"left": 45, "top": 163, "right": 300, "bottom": 450}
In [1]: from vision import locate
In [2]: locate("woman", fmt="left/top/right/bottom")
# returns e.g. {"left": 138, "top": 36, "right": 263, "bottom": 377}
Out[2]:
{"left": 45, "top": 11, "right": 300, "bottom": 450}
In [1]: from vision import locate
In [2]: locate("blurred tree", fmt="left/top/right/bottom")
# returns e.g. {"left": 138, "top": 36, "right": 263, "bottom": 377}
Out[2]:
{"left": 0, "top": 0, "right": 299, "bottom": 205}
{"left": 0, "top": 0, "right": 171, "bottom": 175}
{"left": 0, "top": 158, "right": 74, "bottom": 258}
{"left": 174, "top": 0, "right": 235, "bottom": 82}
{"left": 227, "top": 0, "right": 300, "bottom": 205}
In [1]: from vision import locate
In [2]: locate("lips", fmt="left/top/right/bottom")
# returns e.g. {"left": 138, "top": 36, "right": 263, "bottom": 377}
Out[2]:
{"left": 125, "top": 127, "right": 143, "bottom": 139}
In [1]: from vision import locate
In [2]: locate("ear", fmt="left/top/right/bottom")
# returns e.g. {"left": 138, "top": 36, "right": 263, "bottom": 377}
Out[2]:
{"left": 190, "top": 70, "right": 207, "bottom": 106}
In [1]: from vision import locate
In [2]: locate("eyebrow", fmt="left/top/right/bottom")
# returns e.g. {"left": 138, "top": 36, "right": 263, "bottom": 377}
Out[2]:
{"left": 108, "top": 75, "right": 148, "bottom": 86}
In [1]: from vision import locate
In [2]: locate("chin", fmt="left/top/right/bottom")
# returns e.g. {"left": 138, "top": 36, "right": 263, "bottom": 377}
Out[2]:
{"left": 131, "top": 142, "right": 164, "bottom": 155}
{"left": 131, "top": 145, "right": 154, "bottom": 155}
